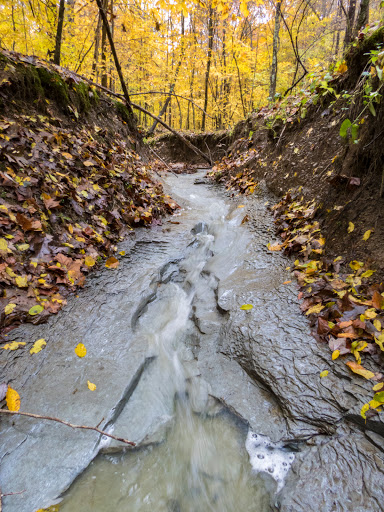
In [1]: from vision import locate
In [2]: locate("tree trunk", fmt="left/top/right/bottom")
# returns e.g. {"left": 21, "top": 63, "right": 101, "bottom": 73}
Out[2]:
{"left": 269, "top": 0, "right": 281, "bottom": 100}
{"left": 354, "top": 0, "right": 370, "bottom": 36}
{"left": 100, "top": 0, "right": 108, "bottom": 88}
{"left": 53, "top": 0, "right": 66, "bottom": 65}
{"left": 92, "top": 13, "right": 103, "bottom": 78}
{"left": 201, "top": 6, "right": 214, "bottom": 132}
{"left": 343, "top": 0, "right": 357, "bottom": 47}
{"left": 148, "top": 13, "right": 185, "bottom": 135}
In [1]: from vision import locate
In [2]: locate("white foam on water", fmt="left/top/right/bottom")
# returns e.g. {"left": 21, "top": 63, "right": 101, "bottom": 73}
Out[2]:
{"left": 245, "top": 431, "right": 295, "bottom": 492}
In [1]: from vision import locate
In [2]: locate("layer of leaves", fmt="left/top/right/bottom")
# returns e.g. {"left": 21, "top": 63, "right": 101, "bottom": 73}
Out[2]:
{"left": 0, "top": 64, "right": 179, "bottom": 338}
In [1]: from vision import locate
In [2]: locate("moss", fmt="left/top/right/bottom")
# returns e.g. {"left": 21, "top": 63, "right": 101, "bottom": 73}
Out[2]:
{"left": 37, "top": 67, "right": 69, "bottom": 108}
{"left": 114, "top": 100, "right": 131, "bottom": 123}
{"left": 73, "top": 82, "right": 91, "bottom": 113}
{"left": 89, "top": 86, "right": 99, "bottom": 104}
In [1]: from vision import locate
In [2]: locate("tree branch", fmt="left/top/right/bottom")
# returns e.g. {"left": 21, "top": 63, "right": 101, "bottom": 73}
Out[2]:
{"left": 0, "top": 409, "right": 135, "bottom": 446}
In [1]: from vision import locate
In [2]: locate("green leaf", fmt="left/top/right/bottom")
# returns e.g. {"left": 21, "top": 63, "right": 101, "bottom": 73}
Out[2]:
{"left": 340, "top": 119, "right": 351, "bottom": 138}
{"left": 373, "top": 391, "right": 384, "bottom": 403}
{"left": 351, "top": 124, "right": 359, "bottom": 142}
{"left": 368, "top": 102, "right": 376, "bottom": 116}
{"left": 28, "top": 304, "right": 44, "bottom": 316}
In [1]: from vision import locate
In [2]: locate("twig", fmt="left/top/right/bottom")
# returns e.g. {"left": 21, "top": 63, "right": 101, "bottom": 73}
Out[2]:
{"left": 0, "top": 409, "right": 135, "bottom": 446}
{"left": 146, "top": 145, "right": 179, "bottom": 178}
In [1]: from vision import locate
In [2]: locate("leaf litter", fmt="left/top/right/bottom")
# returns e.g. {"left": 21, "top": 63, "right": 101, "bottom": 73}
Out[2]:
{"left": 0, "top": 102, "right": 179, "bottom": 339}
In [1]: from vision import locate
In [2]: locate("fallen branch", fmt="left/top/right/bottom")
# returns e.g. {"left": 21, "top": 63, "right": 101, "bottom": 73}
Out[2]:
{"left": 130, "top": 91, "right": 214, "bottom": 119}
{"left": 0, "top": 409, "right": 135, "bottom": 446}
{"left": 132, "top": 103, "right": 212, "bottom": 165}
{"left": 69, "top": 75, "right": 212, "bottom": 166}
{"left": 146, "top": 145, "right": 179, "bottom": 178}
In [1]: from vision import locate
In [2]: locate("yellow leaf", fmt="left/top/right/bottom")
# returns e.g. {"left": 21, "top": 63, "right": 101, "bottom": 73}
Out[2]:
{"left": 30, "top": 338, "right": 46, "bottom": 355}
{"left": 349, "top": 260, "right": 364, "bottom": 271}
{"left": 372, "top": 383, "right": 384, "bottom": 391}
{"left": 83, "top": 160, "right": 94, "bottom": 167}
{"left": 17, "top": 243, "right": 30, "bottom": 251}
{"left": 84, "top": 256, "right": 96, "bottom": 267}
{"left": 15, "top": 275, "right": 28, "bottom": 288}
{"left": 0, "top": 238, "right": 8, "bottom": 251}
{"left": 105, "top": 256, "right": 119, "bottom": 269}
{"left": 375, "top": 333, "right": 384, "bottom": 351}
{"left": 6, "top": 386, "right": 20, "bottom": 411}
{"left": 346, "top": 361, "right": 375, "bottom": 379}
{"left": 87, "top": 380, "right": 96, "bottom": 391}
{"left": 332, "top": 350, "right": 340, "bottom": 360}
{"left": 361, "top": 270, "right": 374, "bottom": 278}
{"left": 240, "top": 0, "right": 249, "bottom": 16}
{"left": 363, "top": 230, "right": 372, "bottom": 241}
{"left": 305, "top": 304, "right": 325, "bottom": 315}
{"left": 119, "top": 251, "right": 126, "bottom": 256}
{"left": 361, "top": 403, "right": 369, "bottom": 419}
{"left": 240, "top": 304, "right": 253, "bottom": 310}
{"left": 80, "top": 190, "right": 88, "bottom": 198}
{"left": 2, "top": 341, "right": 26, "bottom": 350}
{"left": 267, "top": 242, "right": 283, "bottom": 251}
{"left": 238, "top": 205, "right": 245, "bottom": 208}
{"left": 75, "top": 343, "right": 87, "bottom": 358}
{"left": 373, "top": 319, "right": 382, "bottom": 331}
{"left": 363, "top": 308, "right": 377, "bottom": 319}
{"left": 4, "top": 303, "right": 16, "bottom": 315}
{"left": 347, "top": 222, "right": 355, "bottom": 233}
{"left": 28, "top": 304, "right": 44, "bottom": 316}
{"left": 320, "top": 370, "right": 329, "bottom": 378}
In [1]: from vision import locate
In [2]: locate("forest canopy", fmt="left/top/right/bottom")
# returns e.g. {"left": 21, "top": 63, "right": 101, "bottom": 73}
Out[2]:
{"left": 1, "top": 0, "right": 383, "bottom": 131}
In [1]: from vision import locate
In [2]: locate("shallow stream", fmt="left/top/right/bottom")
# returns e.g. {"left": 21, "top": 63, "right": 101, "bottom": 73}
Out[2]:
{"left": 1, "top": 171, "right": 294, "bottom": 512}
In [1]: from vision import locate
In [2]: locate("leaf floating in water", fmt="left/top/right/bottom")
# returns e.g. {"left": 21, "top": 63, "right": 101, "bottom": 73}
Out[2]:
{"left": 2, "top": 341, "right": 26, "bottom": 351}
{"left": 240, "top": 304, "right": 253, "bottom": 311}
{"left": 105, "top": 257, "right": 119, "bottom": 269}
{"left": 30, "top": 338, "right": 46, "bottom": 355}
{"left": 6, "top": 386, "right": 21, "bottom": 411}
{"left": 28, "top": 304, "right": 44, "bottom": 316}
{"left": 75, "top": 343, "right": 87, "bottom": 358}
{"left": 87, "top": 380, "right": 96, "bottom": 391}
{"left": 320, "top": 370, "right": 329, "bottom": 378}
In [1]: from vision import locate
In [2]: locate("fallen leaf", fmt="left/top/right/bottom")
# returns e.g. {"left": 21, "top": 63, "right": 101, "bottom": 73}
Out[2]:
{"left": 346, "top": 361, "right": 375, "bottom": 379}
{"left": 15, "top": 275, "right": 28, "bottom": 288}
{"left": 6, "top": 386, "right": 20, "bottom": 411}
{"left": 320, "top": 370, "right": 329, "bottom": 378}
{"left": 332, "top": 350, "right": 340, "bottom": 360}
{"left": 372, "top": 383, "right": 384, "bottom": 392}
{"left": 306, "top": 303, "right": 325, "bottom": 315}
{"left": 30, "top": 338, "right": 46, "bottom": 354}
{"left": 4, "top": 303, "right": 17, "bottom": 315}
{"left": 347, "top": 222, "right": 355, "bottom": 233}
{"left": 84, "top": 256, "right": 96, "bottom": 267}
{"left": 349, "top": 260, "right": 364, "bottom": 271}
{"left": 2, "top": 341, "right": 26, "bottom": 350}
{"left": 361, "top": 403, "right": 370, "bottom": 419}
{"left": 240, "top": 304, "right": 253, "bottom": 311}
{"left": 283, "top": 280, "right": 292, "bottom": 285}
{"left": 119, "top": 251, "right": 126, "bottom": 256}
{"left": 87, "top": 380, "right": 96, "bottom": 391}
{"left": 267, "top": 242, "right": 283, "bottom": 251}
{"left": 75, "top": 343, "right": 87, "bottom": 358}
{"left": 28, "top": 304, "right": 44, "bottom": 316}
{"left": 105, "top": 256, "right": 119, "bottom": 269}
{"left": 363, "top": 230, "right": 372, "bottom": 241}
{"left": 373, "top": 391, "right": 384, "bottom": 403}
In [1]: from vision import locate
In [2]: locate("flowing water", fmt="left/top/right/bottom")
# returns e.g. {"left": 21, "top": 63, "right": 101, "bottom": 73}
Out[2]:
{"left": 58, "top": 172, "right": 293, "bottom": 512}
{"left": 1, "top": 171, "right": 294, "bottom": 512}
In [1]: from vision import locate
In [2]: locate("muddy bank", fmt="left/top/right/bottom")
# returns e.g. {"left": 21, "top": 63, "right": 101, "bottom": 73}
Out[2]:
{"left": 151, "top": 131, "right": 230, "bottom": 166}
{"left": 1, "top": 173, "right": 383, "bottom": 512}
